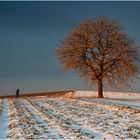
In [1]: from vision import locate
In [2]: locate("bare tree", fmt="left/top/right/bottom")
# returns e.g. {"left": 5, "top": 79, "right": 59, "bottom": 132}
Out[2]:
{"left": 56, "top": 17, "right": 139, "bottom": 98}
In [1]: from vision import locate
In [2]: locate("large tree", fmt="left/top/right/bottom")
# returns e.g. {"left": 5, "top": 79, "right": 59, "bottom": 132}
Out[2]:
{"left": 56, "top": 17, "right": 139, "bottom": 98}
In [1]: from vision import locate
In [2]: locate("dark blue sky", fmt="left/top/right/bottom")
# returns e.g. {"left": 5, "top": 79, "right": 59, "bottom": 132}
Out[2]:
{"left": 0, "top": 2, "right": 140, "bottom": 95}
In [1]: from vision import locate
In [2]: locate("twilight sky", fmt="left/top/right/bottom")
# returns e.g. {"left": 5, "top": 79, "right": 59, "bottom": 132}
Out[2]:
{"left": 0, "top": 1, "right": 140, "bottom": 96}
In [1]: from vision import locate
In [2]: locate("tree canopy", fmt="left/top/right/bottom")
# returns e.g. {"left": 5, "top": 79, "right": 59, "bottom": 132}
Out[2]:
{"left": 56, "top": 17, "right": 139, "bottom": 98}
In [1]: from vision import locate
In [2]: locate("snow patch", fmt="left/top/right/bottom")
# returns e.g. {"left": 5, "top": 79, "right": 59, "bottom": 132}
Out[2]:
{"left": 0, "top": 99, "right": 9, "bottom": 139}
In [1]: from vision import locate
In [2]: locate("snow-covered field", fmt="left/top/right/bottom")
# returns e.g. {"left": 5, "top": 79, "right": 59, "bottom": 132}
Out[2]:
{"left": 0, "top": 91, "right": 140, "bottom": 139}
{"left": 65, "top": 91, "right": 140, "bottom": 99}
{"left": 0, "top": 99, "right": 8, "bottom": 139}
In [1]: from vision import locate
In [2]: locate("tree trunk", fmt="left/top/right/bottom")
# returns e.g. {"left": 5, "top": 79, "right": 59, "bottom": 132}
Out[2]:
{"left": 98, "top": 79, "right": 103, "bottom": 98}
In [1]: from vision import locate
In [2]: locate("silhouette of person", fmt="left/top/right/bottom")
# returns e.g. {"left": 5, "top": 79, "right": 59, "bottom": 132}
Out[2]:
{"left": 16, "top": 89, "right": 20, "bottom": 98}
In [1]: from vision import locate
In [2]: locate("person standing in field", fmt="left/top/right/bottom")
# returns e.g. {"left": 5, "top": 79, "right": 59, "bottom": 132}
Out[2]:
{"left": 16, "top": 89, "right": 20, "bottom": 98}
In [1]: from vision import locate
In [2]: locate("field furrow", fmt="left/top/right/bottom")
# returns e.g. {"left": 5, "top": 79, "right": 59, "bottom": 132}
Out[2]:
{"left": 32, "top": 98, "right": 140, "bottom": 139}
{"left": 30, "top": 99, "right": 103, "bottom": 138}
{"left": 0, "top": 97, "right": 139, "bottom": 139}
{"left": 21, "top": 99, "right": 79, "bottom": 139}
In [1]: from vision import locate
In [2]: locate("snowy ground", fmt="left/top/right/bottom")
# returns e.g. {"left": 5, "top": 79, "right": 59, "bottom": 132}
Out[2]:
{"left": 74, "top": 91, "right": 140, "bottom": 99}
{"left": 0, "top": 91, "right": 140, "bottom": 139}
{"left": 0, "top": 99, "right": 8, "bottom": 139}
{"left": 78, "top": 98, "right": 140, "bottom": 109}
